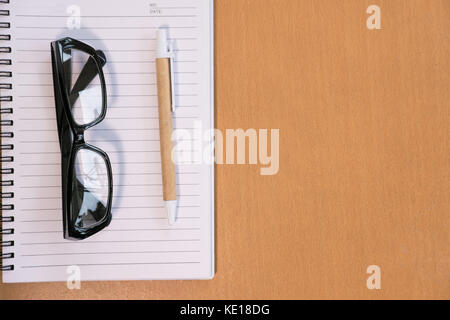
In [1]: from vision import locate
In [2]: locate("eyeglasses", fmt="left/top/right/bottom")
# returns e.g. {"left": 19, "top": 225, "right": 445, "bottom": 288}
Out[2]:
{"left": 51, "top": 37, "right": 113, "bottom": 240}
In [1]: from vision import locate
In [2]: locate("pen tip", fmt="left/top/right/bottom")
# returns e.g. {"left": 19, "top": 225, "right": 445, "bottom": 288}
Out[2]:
{"left": 166, "top": 200, "right": 178, "bottom": 225}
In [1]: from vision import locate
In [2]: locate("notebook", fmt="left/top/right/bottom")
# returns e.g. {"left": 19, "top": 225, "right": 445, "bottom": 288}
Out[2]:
{"left": 1, "top": 0, "right": 214, "bottom": 282}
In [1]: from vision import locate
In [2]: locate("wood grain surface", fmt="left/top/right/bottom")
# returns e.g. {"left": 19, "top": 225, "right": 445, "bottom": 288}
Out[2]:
{"left": 1, "top": 0, "right": 449, "bottom": 299}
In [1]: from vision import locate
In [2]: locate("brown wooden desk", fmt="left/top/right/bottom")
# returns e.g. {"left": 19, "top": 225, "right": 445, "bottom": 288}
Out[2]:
{"left": 1, "top": 0, "right": 448, "bottom": 299}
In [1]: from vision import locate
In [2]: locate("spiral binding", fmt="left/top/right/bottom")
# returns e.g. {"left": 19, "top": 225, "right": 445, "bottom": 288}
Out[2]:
{"left": 0, "top": 0, "right": 13, "bottom": 272}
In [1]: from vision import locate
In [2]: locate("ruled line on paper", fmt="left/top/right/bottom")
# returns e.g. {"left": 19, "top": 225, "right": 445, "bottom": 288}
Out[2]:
{"left": 21, "top": 239, "right": 202, "bottom": 246}
{"left": 18, "top": 105, "right": 198, "bottom": 110}
{"left": 20, "top": 160, "right": 160, "bottom": 164}
{"left": 20, "top": 205, "right": 201, "bottom": 212}
{"left": 17, "top": 94, "right": 198, "bottom": 98}
{"left": 19, "top": 172, "right": 200, "bottom": 177}
{"left": 16, "top": 37, "right": 198, "bottom": 41}
{"left": 21, "top": 228, "right": 201, "bottom": 234}
{"left": 19, "top": 195, "right": 201, "bottom": 200}
{"left": 17, "top": 116, "right": 199, "bottom": 121}
{"left": 15, "top": 14, "right": 198, "bottom": 18}
{"left": 17, "top": 71, "right": 198, "bottom": 75}
{"left": 21, "top": 262, "right": 201, "bottom": 269}
{"left": 17, "top": 60, "right": 199, "bottom": 64}
{"left": 19, "top": 183, "right": 200, "bottom": 187}
{"left": 18, "top": 138, "right": 198, "bottom": 144}
{"left": 19, "top": 126, "right": 199, "bottom": 131}
{"left": 19, "top": 217, "right": 201, "bottom": 223}
{"left": 21, "top": 250, "right": 201, "bottom": 257}
{"left": 18, "top": 83, "right": 200, "bottom": 86}
{"left": 16, "top": 27, "right": 198, "bottom": 30}
{"left": 16, "top": 49, "right": 198, "bottom": 53}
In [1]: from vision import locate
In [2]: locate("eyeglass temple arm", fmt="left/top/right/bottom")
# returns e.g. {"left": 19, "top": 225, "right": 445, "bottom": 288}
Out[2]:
{"left": 69, "top": 50, "right": 107, "bottom": 107}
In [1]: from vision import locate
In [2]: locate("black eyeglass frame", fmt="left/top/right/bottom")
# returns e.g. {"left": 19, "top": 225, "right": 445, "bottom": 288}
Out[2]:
{"left": 51, "top": 37, "right": 113, "bottom": 240}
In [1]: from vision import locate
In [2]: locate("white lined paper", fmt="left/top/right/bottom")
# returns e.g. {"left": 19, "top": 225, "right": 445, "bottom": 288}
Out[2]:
{"left": 2, "top": 0, "right": 214, "bottom": 282}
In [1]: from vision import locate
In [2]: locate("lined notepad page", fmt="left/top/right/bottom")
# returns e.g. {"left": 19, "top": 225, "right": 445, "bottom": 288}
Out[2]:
{"left": 3, "top": 0, "right": 214, "bottom": 282}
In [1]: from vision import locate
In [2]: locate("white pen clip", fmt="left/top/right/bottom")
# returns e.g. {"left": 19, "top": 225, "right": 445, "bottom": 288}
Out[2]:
{"left": 168, "top": 41, "right": 176, "bottom": 113}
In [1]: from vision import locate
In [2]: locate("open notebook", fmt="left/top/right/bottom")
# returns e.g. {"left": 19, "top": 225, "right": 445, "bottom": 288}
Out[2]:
{"left": 1, "top": 0, "right": 214, "bottom": 282}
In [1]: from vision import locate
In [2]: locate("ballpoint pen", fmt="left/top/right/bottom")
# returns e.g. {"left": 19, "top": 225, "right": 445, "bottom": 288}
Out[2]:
{"left": 156, "top": 29, "right": 177, "bottom": 225}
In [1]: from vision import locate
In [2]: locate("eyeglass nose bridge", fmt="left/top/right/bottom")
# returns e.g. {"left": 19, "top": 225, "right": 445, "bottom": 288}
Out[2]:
{"left": 74, "top": 128, "right": 85, "bottom": 144}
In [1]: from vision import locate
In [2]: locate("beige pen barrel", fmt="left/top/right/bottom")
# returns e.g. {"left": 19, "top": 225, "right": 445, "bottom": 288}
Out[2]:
{"left": 156, "top": 58, "right": 177, "bottom": 201}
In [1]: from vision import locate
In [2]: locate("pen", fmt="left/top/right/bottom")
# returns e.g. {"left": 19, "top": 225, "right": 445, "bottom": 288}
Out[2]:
{"left": 156, "top": 29, "right": 177, "bottom": 225}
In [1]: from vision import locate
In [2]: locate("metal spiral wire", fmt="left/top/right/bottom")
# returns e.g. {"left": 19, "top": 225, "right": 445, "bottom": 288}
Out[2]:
{"left": 0, "top": 0, "right": 13, "bottom": 271}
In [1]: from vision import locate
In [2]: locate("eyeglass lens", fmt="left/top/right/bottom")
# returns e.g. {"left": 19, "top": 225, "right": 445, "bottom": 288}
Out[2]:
{"left": 62, "top": 47, "right": 103, "bottom": 126}
{"left": 72, "top": 148, "right": 110, "bottom": 229}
